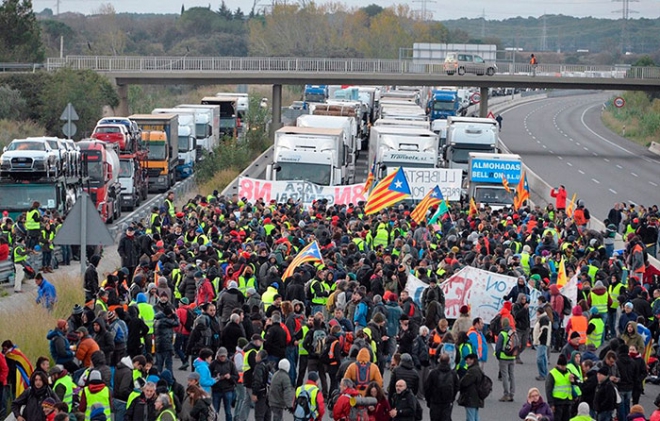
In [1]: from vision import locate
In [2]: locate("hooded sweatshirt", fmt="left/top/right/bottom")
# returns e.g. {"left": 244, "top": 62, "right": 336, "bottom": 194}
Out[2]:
{"left": 570, "top": 402, "right": 592, "bottom": 421}
{"left": 193, "top": 358, "right": 216, "bottom": 394}
{"left": 344, "top": 348, "right": 383, "bottom": 396}
{"left": 92, "top": 318, "right": 115, "bottom": 363}
{"left": 622, "top": 321, "right": 645, "bottom": 351}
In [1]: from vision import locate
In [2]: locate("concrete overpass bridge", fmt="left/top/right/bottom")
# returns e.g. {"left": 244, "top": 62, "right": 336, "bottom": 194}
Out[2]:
{"left": 46, "top": 56, "right": 660, "bottom": 128}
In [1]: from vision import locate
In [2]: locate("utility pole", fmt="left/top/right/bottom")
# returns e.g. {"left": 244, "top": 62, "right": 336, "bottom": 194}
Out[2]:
{"left": 413, "top": 0, "right": 436, "bottom": 21}
{"left": 612, "top": 0, "right": 639, "bottom": 53}
{"left": 541, "top": 14, "right": 547, "bottom": 51}
{"left": 481, "top": 9, "right": 486, "bottom": 39}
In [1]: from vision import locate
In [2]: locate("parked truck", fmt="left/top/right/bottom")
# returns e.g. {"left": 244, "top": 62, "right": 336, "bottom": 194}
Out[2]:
{"left": 296, "top": 114, "right": 358, "bottom": 179}
{"left": 311, "top": 101, "right": 369, "bottom": 150}
{"left": 78, "top": 140, "right": 122, "bottom": 223}
{"left": 201, "top": 96, "right": 238, "bottom": 138}
{"left": 152, "top": 108, "right": 198, "bottom": 179}
{"left": 303, "top": 85, "right": 328, "bottom": 104}
{"left": 467, "top": 152, "right": 521, "bottom": 209}
{"left": 426, "top": 89, "right": 466, "bottom": 121}
{"left": 130, "top": 114, "right": 179, "bottom": 192}
{"left": 177, "top": 104, "right": 220, "bottom": 155}
{"left": 369, "top": 126, "right": 439, "bottom": 180}
{"left": 444, "top": 116, "right": 500, "bottom": 173}
{"left": 267, "top": 127, "right": 347, "bottom": 186}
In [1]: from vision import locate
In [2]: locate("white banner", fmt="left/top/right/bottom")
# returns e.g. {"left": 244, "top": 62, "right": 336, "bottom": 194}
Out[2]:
{"left": 558, "top": 274, "right": 579, "bottom": 323}
{"left": 238, "top": 177, "right": 367, "bottom": 207}
{"left": 387, "top": 167, "right": 463, "bottom": 201}
{"left": 405, "top": 267, "right": 542, "bottom": 324}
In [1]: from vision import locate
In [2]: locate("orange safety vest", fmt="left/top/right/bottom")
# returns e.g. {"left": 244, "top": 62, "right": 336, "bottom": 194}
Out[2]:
{"left": 530, "top": 56, "right": 538, "bottom": 65}
{"left": 428, "top": 330, "right": 443, "bottom": 356}
{"left": 467, "top": 327, "right": 484, "bottom": 357}
{"left": 573, "top": 209, "right": 586, "bottom": 226}
{"left": 568, "top": 315, "right": 588, "bottom": 344}
{"left": 327, "top": 340, "right": 339, "bottom": 366}
{"left": 633, "top": 244, "right": 646, "bottom": 273}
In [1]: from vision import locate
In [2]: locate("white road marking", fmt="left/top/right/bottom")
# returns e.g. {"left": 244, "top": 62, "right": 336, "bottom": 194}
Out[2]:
{"left": 592, "top": 178, "right": 600, "bottom": 184}
{"left": 578, "top": 170, "right": 585, "bottom": 174}
{"left": 609, "top": 188, "right": 617, "bottom": 194}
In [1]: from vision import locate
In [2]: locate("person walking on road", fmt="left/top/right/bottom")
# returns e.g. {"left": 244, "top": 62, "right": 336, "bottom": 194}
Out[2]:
{"left": 425, "top": 353, "right": 459, "bottom": 421}
{"left": 530, "top": 54, "right": 538, "bottom": 77}
{"left": 495, "top": 317, "right": 516, "bottom": 402}
{"left": 458, "top": 353, "right": 484, "bottom": 421}
{"left": 545, "top": 354, "right": 575, "bottom": 421}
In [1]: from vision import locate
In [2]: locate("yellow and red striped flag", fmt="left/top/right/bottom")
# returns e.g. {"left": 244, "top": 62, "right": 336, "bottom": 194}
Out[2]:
{"left": 410, "top": 186, "right": 442, "bottom": 224}
{"left": 362, "top": 154, "right": 377, "bottom": 194}
{"left": 364, "top": 167, "right": 411, "bottom": 215}
{"left": 514, "top": 170, "right": 530, "bottom": 210}
{"left": 502, "top": 175, "right": 511, "bottom": 193}
{"left": 468, "top": 197, "right": 478, "bottom": 217}
{"left": 556, "top": 256, "right": 568, "bottom": 287}
{"left": 566, "top": 193, "right": 577, "bottom": 218}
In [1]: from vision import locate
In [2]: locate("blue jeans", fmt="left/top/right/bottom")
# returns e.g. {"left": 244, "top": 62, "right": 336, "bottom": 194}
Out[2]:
{"left": 597, "top": 411, "right": 612, "bottom": 421}
{"left": 536, "top": 345, "right": 548, "bottom": 378}
{"left": 61, "top": 245, "right": 72, "bottom": 265}
{"left": 466, "top": 407, "right": 479, "bottom": 421}
{"left": 234, "top": 384, "right": 246, "bottom": 421}
{"left": 618, "top": 390, "right": 632, "bottom": 421}
{"left": 213, "top": 390, "right": 236, "bottom": 421}
{"left": 113, "top": 398, "right": 127, "bottom": 421}
{"left": 174, "top": 333, "right": 189, "bottom": 363}
{"left": 607, "top": 310, "right": 617, "bottom": 339}
{"left": 285, "top": 346, "right": 298, "bottom": 385}
{"left": 42, "top": 250, "right": 52, "bottom": 268}
{"left": 155, "top": 351, "right": 173, "bottom": 374}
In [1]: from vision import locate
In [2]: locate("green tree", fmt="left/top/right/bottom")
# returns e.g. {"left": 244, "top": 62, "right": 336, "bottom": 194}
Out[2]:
{"left": 361, "top": 4, "right": 383, "bottom": 18}
{"left": 0, "top": 0, "right": 45, "bottom": 62}
{"left": 0, "top": 85, "right": 27, "bottom": 120}
{"left": 38, "top": 69, "right": 118, "bottom": 139}
{"left": 633, "top": 55, "right": 656, "bottom": 67}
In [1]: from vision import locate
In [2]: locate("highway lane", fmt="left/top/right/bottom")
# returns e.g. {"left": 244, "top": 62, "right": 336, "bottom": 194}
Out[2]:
{"left": 500, "top": 92, "right": 660, "bottom": 220}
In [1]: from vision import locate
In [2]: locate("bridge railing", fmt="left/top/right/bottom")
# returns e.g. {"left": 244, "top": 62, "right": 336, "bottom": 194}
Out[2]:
{"left": 45, "top": 56, "right": 660, "bottom": 79}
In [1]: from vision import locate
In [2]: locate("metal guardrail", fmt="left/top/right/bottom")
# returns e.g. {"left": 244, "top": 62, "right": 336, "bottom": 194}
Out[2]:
{"left": 44, "top": 56, "right": 660, "bottom": 80}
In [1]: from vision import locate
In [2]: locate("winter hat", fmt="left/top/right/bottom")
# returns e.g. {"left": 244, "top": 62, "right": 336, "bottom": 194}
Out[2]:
{"left": 459, "top": 305, "right": 469, "bottom": 315}
{"left": 90, "top": 403, "right": 107, "bottom": 421}
{"left": 57, "top": 319, "right": 67, "bottom": 330}
{"left": 228, "top": 281, "right": 238, "bottom": 290}
{"left": 72, "top": 304, "right": 84, "bottom": 315}
{"left": 307, "top": 372, "right": 319, "bottom": 382}
{"left": 160, "top": 369, "right": 174, "bottom": 386}
{"left": 187, "top": 372, "right": 200, "bottom": 381}
{"left": 577, "top": 403, "right": 590, "bottom": 416}
{"left": 76, "top": 327, "right": 88, "bottom": 335}
{"left": 595, "top": 281, "right": 605, "bottom": 288}
{"left": 557, "top": 354, "right": 568, "bottom": 366}
{"left": 590, "top": 307, "right": 599, "bottom": 315}
{"left": 401, "top": 353, "right": 413, "bottom": 364}
{"left": 238, "top": 338, "right": 249, "bottom": 349}
{"left": 107, "top": 312, "right": 117, "bottom": 323}
{"left": 90, "top": 255, "right": 101, "bottom": 266}
{"left": 597, "top": 366, "right": 610, "bottom": 376}
{"left": 524, "top": 414, "right": 538, "bottom": 421}
{"left": 278, "top": 359, "right": 291, "bottom": 372}
{"left": 570, "top": 331, "right": 581, "bottom": 340}
{"left": 89, "top": 370, "right": 102, "bottom": 382}
{"left": 41, "top": 397, "right": 57, "bottom": 410}
{"left": 630, "top": 405, "right": 645, "bottom": 415}
{"left": 180, "top": 297, "right": 190, "bottom": 305}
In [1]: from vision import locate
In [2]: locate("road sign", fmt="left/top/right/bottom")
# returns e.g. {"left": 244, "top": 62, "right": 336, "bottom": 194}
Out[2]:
{"left": 470, "top": 92, "right": 481, "bottom": 104}
{"left": 487, "top": 111, "right": 495, "bottom": 119}
{"left": 62, "top": 122, "right": 77, "bottom": 138}
{"left": 614, "top": 96, "right": 626, "bottom": 108}
{"left": 59, "top": 103, "right": 79, "bottom": 121}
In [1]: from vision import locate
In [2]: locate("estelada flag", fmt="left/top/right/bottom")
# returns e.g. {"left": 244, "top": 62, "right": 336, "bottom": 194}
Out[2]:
{"left": 362, "top": 154, "right": 377, "bottom": 194}
{"left": 514, "top": 170, "right": 530, "bottom": 210}
{"left": 468, "top": 197, "right": 478, "bottom": 217}
{"left": 502, "top": 175, "right": 511, "bottom": 193}
{"left": 364, "top": 167, "right": 411, "bottom": 215}
{"left": 5, "top": 344, "right": 33, "bottom": 397}
{"left": 556, "top": 256, "right": 568, "bottom": 287}
{"left": 281, "top": 241, "right": 323, "bottom": 280}
{"left": 410, "top": 185, "right": 442, "bottom": 224}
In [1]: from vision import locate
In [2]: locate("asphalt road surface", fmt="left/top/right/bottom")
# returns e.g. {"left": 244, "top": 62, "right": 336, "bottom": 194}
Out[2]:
{"left": 170, "top": 343, "right": 660, "bottom": 421}
{"left": 499, "top": 92, "right": 660, "bottom": 221}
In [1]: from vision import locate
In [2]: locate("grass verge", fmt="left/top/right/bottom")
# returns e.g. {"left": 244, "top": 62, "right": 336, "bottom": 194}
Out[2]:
{"left": 601, "top": 92, "right": 660, "bottom": 147}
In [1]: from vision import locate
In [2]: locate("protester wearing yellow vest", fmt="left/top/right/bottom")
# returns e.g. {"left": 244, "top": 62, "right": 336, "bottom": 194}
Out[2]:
{"left": 547, "top": 355, "right": 575, "bottom": 421}
{"left": 51, "top": 368, "right": 76, "bottom": 412}
{"left": 79, "top": 370, "right": 112, "bottom": 420}
{"left": 154, "top": 393, "right": 177, "bottom": 421}
{"left": 262, "top": 283, "right": 279, "bottom": 311}
{"left": 495, "top": 318, "right": 516, "bottom": 402}
{"left": 586, "top": 307, "right": 605, "bottom": 349}
{"left": 295, "top": 372, "right": 325, "bottom": 421}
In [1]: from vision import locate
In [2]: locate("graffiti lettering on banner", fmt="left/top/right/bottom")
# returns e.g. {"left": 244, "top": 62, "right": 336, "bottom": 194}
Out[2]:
{"left": 403, "top": 267, "right": 543, "bottom": 323}
{"left": 238, "top": 177, "right": 366, "bottom": 206}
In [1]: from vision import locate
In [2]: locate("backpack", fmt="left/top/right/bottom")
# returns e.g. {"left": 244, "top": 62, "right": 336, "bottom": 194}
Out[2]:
{"left": 183, "top": 308, "right": 196, "bottom": 332}
{"left": 489, "top": 314, "right": 502, "bottom": 338}
{"left": 561, "top": 294, "right": 572, "bottom": 316}
{"left": 503, "top": 331, "right": 521, "bottom": 357}
{"left": 477, "top": 373, "right": 493, "bottom": 400}
{"left": 320, "top": 339, "right": 338, "bottom": 364}
{"left": 202, "top": 398, "right": 217, "bottom": 421}
{"left": 355, "top": 362, "right": 371, "bottom": 392}
{"left": 326, "top": 290, "right": 339, "bottom": 312}
{"left": 311, "top": 330, "right": 327, "bottom": 356}
{"left": 348, "top": 398, "right": 370, "bottom": 421}
{"left": 193, "top": 314, "right": 212, "bottom": 347}
{"left": 293, "top": 388, "right": 317, "bottom": 421}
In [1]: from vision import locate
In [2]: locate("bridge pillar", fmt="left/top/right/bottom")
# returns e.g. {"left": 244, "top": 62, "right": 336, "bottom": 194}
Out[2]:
{"left": 116, "top": 83, "right": 130, "bottom": 117}
{"left": 479, "top": 87, "right": 489, "bottom": 118}
{"left": 271, "top": 84, "right": 282, "bottom": 141}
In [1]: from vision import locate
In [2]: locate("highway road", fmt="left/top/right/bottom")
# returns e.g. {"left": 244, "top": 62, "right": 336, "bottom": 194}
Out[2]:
{"left": 500, "top": 92, "right": 660, "bottom": 220}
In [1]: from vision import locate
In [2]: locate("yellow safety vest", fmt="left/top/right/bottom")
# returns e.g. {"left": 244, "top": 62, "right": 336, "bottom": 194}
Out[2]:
{"left": 164, "top": 199, "right": 175, "bottom": 218}
{"left": 587, "top": 318, "right": 604, "bottom": 348}
{"left": 311, "top": 280, "right": 329, "bottom": 305}
{"left": 13, "top": 246, "right": 27, "bottom": 263}
{"left": 608, "top": 284, "right": 624, "bottom": 310}
{"left": 82, "top": 386, "right": 112, "bottom": 420}
{"left": 589, "top": 292, "right": 609, "bottom": 315}
{"left": 497, "top": 331, "right": 516, "bottom": 360}
{"left": 299, "top": 325, "right": 309, "bottom": 356}
{"left": 549, "top": 368, "right": 572, "bottom": 400}
{"left": 567, "top": 363, "right": 583, "bottom": 397}
{"left": 262, "top": 287, "right": 278, "bottom": 311}
{"left": 238, "top": 275, "right": 257, "bottom": 296}
{"left": 54, "top": 375, "right": 75, "bottom": 411}
{"left": 25, "top": 209, "right": 40, "bottom": 231}
{"left": 156, "top": 408, "right": 177, "bottom": 421}
{"left": 137, "top": 302, "right": 155, "bottom": 334}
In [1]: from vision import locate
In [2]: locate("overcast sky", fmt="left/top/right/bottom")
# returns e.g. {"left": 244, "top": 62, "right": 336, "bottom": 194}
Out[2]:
{"left": 34, "top": 0, "right": 660, "bottom": 20}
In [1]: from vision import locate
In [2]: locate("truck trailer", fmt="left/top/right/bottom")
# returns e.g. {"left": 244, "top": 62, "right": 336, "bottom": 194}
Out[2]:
{"left": 467, "top": 152, "right": 521, "bottom": 209}
{"left": 444, "top": 116, "right": 500, "bottom": 173}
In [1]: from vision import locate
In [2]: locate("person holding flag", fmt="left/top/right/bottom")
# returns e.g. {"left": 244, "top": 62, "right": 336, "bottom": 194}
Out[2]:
{"left": 1, "top": 340, "right": 33, "bottom": 401}
{"left": 364, "top": 167, "right": 411, "bottom": 215}
{"left": 566, "top": 193, "right": 577, "bottom": 218}
{"left": 362, "top": 155, "right": 377, "bottom": 194}
{"left": 468, "top": 197, "right": 478, "bottom": 217}
{"left": 514, "top": 170, "right": 530, "bottom": 210}
{"left": 281, "top": 241, "right": 323, "bottom": 282}
{"left": 411, "top": 186, "right": 443, "bottom": 224}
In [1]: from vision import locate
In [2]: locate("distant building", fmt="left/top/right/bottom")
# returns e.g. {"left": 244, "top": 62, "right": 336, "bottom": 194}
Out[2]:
{"left": 411, "top": 43, "right": 497, "bottom": 64}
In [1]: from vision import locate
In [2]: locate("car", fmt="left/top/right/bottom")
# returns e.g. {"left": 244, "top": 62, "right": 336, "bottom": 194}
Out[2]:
{"left": 34, "top": 137, "right": 69, "bottom": 174}
{"left": 444, "top": 53, "right": 497, "bottom": 76}
{"left": 92, "top": 124, "right": 131, "bottom": 150}
{"left": 0, "top": 138, "right": 61, "bottom": 178}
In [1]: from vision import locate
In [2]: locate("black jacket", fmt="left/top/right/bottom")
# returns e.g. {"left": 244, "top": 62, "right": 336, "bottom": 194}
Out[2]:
{"left": 616, "top": 350, "right": 639, "bottom": 392}
{"left": 11, "top": 384, "right": 59, "bottom": 421}
{"left": 178, "top": 274, "right": 197, "bottom": 303}
{"left": 126, "top": 311, "right": 150, "bottom": 356}
{"left": 389, "top": 358, "right": 420, "bottom": 397}
{"left": 154, "top": 312, "right": 180, "bottom": 353}
{"left": 252, "top": 360, "right": 271, "bottom": 398}
{"left": 593, "top": 379, "right": 618, "bottom": 412}
{"left": 118, "top": 234, "right": 140, "bottom": 268}
{"left": 125, "top": 393, "right": 157, "bottom": 421}
{"left": 113, "top": 357, "right": 133, "bottom": 401}
{"left": 92, "top": 318, "right": 115, "bottom": 363}
{"left": 458, "top": 364, "right": 484, "bottom": 408}
{"left": 425, "top": 362, "right": 459, "bottom": 405}
{"left": 210, "top": 358, "right": 239, "bottom": 393}
{"left": 84, "top": 264, "right": 99, "bottom": 301}
{"left": 264, "top": 323, "right": 288, "bottom": 358}
{"left": 391, "top": 388, "right": 417, "bottom": 421}
{"left": 222, "top": 321, "right": 245, "bottom": 353}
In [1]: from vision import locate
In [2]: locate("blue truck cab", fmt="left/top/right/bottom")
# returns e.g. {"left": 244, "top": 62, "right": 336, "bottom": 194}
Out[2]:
{"left": 426, "top": 90, "right": 461, "bottom": 121}
{"left": 303, "top": 85, "right": 328, "bottom": 105}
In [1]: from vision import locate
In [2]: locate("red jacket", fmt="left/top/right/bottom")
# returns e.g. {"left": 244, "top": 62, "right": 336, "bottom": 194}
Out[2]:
{"left": 0, "top": 353, "right": 8, "bottom": 386}
{"left": 332, "top": 388, "right": 359, "bottom": 421}
{"left": 0, "top": 243, "right": 8, "bottom": 261}
{"left": 551, "top": 187, "right": 567, "bottom": 209}
{"left": 196, "top": 279, "right": 215, "bottom": 306}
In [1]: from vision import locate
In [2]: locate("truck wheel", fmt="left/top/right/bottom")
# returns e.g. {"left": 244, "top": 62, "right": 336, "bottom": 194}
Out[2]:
{"left": 458, "top": 67, "right": 466, "bottom": 75}
{"left": 486, "top": 67, "right": 495, "bottom": 76}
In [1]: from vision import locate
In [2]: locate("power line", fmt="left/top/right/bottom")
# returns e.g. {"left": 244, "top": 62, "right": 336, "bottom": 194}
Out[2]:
{"left": 612, "top": 0, "right": 639, "bottom": 52}
{"left": 413, "top": 0, "right": 436, "bottom": 21}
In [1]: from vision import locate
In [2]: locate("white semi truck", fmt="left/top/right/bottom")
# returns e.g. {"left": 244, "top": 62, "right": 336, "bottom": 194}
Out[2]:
{"left": 176, "top": 104, "right": 220, "bottom": 155}
{"left": 444, "top": 116, "right": 500, "bottom": 172}
{"left": 369, "top": 126, "right": 439, "bottom": 180}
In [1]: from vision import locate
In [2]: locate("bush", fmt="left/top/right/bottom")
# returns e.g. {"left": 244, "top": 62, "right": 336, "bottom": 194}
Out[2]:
{"left": 0, "top": 119, "right": 46, "bottom": 149}
{"left": 0, "top": 85, "right": 27, "bottom": 120}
